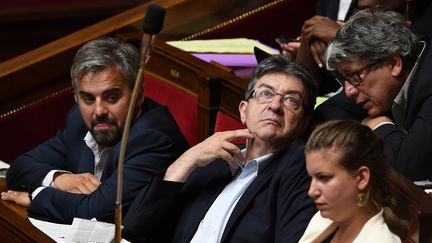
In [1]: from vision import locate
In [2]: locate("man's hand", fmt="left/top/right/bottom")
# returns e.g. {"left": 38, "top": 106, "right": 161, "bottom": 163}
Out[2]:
{"left": 164, "top": 129, "right": 253, "bottom": 183}
{"left": 309, "top": 39, "right": 328, "bottom": 68}
{"left": 279, "top": 37, "right": 301, "bottom": 58}
{"left": 300, "top": 16, "right": 343, "bottom": 68}
{"left": 362, "top": 116, "right": 393, "bottom": 129}
{"left": 1, "top": 190, "right": 30, "bottom": 207}
{"left": 54, "top": 172, "right": 101, "bottom": 194}
{"left": 301, "top": 16, "right": 342, "bottom": 44}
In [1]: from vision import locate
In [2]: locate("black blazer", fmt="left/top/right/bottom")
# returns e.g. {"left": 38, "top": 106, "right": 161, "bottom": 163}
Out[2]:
{"left": 122, "top": 139, "right": 317, "bottom": 243}
{"left": 6, "top": 98, "right": 189, "bottom": 223}
{"left": 375, "top": 36, "right": 432, "bottom": 180}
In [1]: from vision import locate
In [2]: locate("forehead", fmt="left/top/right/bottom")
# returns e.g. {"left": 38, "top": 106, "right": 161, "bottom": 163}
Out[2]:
{"left": 77, "top": 67, "right": 128, "bottom": 91}
{"left": 337, "top": 59, "right": 367, "bottom": 73}
{"left": 306, "top": 148, "right": 345, "bottom": 171}
{"left": 255, "top": 73, "right": 306, "bottom": 94}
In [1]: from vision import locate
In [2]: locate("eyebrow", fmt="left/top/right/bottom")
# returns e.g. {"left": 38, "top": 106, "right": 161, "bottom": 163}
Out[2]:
{"left": 257, "top": 83, "right": 304, "bottom": 97}
{"left": 78, "top": 87, "right": 123, "bottom": 97}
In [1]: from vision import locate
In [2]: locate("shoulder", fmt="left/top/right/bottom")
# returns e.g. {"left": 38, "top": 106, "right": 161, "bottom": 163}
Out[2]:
{"left": 298, "top": 212, "right": 334, "bottom": 242}
{"left": 276, "top": 139, "right": 307, "bottom": 174}
{"left": 354, "top": 211, "right": 401, "bottom": 243}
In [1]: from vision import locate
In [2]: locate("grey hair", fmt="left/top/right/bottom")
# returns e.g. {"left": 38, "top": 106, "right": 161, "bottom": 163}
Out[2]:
{"left": 246, "top": 54, "right": 318, "bottom": 114}
{"left": 70, "top": 36, "right": 140, "bottom": 90}
{"left": 326, "top": 8, "right": 419, "bottom": 71}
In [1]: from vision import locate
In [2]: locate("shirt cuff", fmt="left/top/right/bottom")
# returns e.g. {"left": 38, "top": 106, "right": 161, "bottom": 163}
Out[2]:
{"left": 31, "top": 187, "right": 45, "bottom": 200}
{"left": 41, "top": 170, "right": 71, "bottom": 187}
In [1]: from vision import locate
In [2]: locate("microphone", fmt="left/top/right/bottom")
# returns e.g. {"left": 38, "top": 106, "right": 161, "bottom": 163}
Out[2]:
{"left": 114, "top": 4, "right": 165, "bottom": 243}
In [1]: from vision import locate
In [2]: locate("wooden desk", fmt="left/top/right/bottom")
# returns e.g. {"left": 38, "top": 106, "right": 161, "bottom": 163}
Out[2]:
{"left": 0, "top": 179, "right": 54, "bottom": 243}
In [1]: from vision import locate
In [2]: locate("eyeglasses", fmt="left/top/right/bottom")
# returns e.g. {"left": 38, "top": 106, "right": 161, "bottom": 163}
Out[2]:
{"left": 249, "top": 86, "right": 305, "bottom": 111}
{"left": 332, "top": 64, "right": 372, "bottom": 87}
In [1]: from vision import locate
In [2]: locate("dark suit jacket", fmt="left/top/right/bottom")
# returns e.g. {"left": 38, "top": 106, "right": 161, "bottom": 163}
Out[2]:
{"left": 316, "top": 0, "right": 356, "bottom": 21}
{"left": 374, "top": 36, "right": 432, "bottom": 180}
{"left": 6, "top": 98, "right": 189, "bottom": 223}
{"left": 122, "top": 139, "right": 317, "bottom": 243}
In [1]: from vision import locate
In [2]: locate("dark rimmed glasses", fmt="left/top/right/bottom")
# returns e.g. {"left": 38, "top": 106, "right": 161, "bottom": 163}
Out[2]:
{"left": 248, "top": 86, "right": 306, "bottom": 111}
{"left": 332, "top": 64, "right": 372, "bottom": 87}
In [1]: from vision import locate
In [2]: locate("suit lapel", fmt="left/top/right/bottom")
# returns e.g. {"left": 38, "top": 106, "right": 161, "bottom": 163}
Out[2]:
{"left": 77, "top": 146, "right": 95, "bottom": 173}
{"left": 220, "top": 153, "right": 284, "bottom": 242}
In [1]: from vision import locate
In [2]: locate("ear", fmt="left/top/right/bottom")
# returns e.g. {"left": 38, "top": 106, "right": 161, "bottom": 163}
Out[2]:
{"left": 356, "top": 165, "right": 370, "bottom": 191}
{"left": 389, "top": 54, "right": 403, "bottom": 78}
{"left": 135, "top": 85, "right": 145, "bottom": 107}
{"left": 239, "top": 100, "right": 248, "bottom": 125}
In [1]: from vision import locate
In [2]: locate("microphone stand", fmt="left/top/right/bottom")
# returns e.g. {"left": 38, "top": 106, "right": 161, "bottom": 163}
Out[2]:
{"left": 114, "top": 33, "right": 155, "bottom": 243}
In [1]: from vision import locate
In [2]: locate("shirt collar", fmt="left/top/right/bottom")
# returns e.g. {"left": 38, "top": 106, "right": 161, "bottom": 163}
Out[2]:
{"left": 230, "top": 148, "right": 275, "bottom": 176}
{"left": 392, "top": 41, "right": 426, "bottom": 128}
{"left": 84, "top": 131, "right": 107, "bottom": 162}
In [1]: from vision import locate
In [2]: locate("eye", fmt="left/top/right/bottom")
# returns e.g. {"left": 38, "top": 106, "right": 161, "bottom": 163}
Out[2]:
{"left": 284, "top": 95, "right": 301, "bottom": 107}
{"left": 258, "top": 88, "right": 274, "bottom": 98}
{"left": 107, "top": 94, "right": 119, "bottom": 103}
{"left": 317, "top": 175, "right": 332, "bottom": 183}
{"left": 81, "top": 95, "right": 95, "bottom": 104}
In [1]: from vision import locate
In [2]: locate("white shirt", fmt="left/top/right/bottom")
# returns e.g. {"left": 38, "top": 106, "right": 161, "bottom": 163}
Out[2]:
{"left": 83, "top": 131, "right": 112, "bottom": 180}
{"left": 190, "top": 150, "right": 274, "bottom": 243}
{"left": 338, "top": 0, "right": 353, "bottom": 21}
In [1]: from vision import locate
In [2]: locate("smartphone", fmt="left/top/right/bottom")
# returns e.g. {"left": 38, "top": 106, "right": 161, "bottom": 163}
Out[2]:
{"left": 275, "top": 35, "right": 300, "bottom": 45}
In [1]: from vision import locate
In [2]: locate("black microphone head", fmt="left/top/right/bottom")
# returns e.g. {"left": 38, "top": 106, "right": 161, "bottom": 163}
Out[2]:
{"left": 143, "top": 4, "right": 165, "bottom": 35}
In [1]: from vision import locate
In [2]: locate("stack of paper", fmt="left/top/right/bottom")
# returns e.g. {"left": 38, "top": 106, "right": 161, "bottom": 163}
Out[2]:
{"left": 0, "top": 160, "right": 9, "bottom": 178}
{"left": 167, "top": 38, "right": 279, "bottom": 67}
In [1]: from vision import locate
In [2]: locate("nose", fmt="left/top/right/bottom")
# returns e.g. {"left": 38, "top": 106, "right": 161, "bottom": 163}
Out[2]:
{"left": 308, "top": 179, "right": 320, "bottom": 199}
{"left": 344, "top": 82, "right": 359, "bottom": 98}
{"left": 268, "top": 95, "right": 283, "bottom": 111}
{"left": 94, "top": 99, "right": 108, "bottom": 117}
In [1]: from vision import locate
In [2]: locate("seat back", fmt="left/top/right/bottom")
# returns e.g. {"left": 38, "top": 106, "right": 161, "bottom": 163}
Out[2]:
{"left": 213, "top": 111, "right": 245, "bottom": 145}
{"left": 144, "top": 74, "right": 198, "bottom": 146}
{"left": 0, "top": 88, "right": 75, "bottom": 163}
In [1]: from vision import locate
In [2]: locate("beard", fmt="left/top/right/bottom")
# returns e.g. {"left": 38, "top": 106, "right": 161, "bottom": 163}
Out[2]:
{"left": 89, "top": 115, "right": 122, "bottom": 147}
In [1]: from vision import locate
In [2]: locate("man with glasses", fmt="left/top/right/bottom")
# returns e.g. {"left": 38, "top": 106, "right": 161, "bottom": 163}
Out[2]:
{"left": 326, "top": 8, "right": 431, "bottom": 181}
{"left": 122, "top": 54, "right": 318, "bottom": 243}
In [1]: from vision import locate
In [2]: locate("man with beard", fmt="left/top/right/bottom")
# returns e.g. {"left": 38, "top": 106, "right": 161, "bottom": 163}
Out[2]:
{"left": 1, "top": 37, "right": 189, "bottom": 224}
{"left": 122, "top": 55, "right": 318, "bottom": 243}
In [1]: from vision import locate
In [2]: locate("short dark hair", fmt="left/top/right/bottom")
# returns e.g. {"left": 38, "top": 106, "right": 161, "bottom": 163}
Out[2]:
{"left": 246, "top": 54, "right": 318, "bottom": 114}
{"left": 70, "top": 36, "right": 140, "bottom": 90}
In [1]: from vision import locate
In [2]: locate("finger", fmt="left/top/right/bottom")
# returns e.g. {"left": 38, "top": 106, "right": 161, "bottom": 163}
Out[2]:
{"left": 315, "top": 41, "right": 327, "bottom": 67}
{"left": 86, "top": 176, "right": 102, "bottom": 188}
{"left": 76, "top": 184, "right": 92, "bottom": 194}
{"left": 1, "top": 190, "right": 19, "bottom": 201}
{"left": 1, "top": 191, "right": 12, "bottom": 201}
{"left": 229, "top": 129, "right": 253, "bottom": 140}
{"left": 220, "top": 151, "right": 237, "bottom": 169}
{"left": 310, "top": 42, "right": 323, "bottom": 68}
{"left": 213, "top": 129, "right": 252, "bottom": 142}
{"left": 222, "top": 141, "right": 242, "bottom": 159}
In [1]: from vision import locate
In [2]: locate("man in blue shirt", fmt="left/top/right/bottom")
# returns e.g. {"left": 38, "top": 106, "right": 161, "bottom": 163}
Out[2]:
{"left": 123, "top": 54, "right": 318, "bottom": 243}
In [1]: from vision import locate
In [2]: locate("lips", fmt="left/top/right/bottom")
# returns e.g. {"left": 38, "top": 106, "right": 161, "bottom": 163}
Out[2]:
{"left": 93, "top": 123, "right": 114, "bottom": 131}
{"left": 260, "top": 116, "right": 282, "bottom": 126}
{"left": 315, "top": 201, "right": 326, "bottom": 210}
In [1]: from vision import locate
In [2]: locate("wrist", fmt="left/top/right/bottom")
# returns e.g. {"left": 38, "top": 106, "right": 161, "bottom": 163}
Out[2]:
{"left": 164, "top": 159, "right": 196, "bottom": 183}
